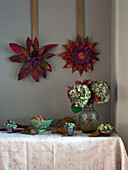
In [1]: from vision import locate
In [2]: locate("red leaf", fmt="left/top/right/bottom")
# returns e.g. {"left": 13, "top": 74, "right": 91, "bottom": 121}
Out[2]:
{"left": 40, "top": 68, "right": 47, "bottom": 79}
{"left": 62, "top": 44, "right": 69, "bottom": 49}
{"left": 79, "top": 70, "right": 83, "bottom": 76}
{"left": 75, "top": 81, "right": 81, "bottom": 84}
{"left": 9, "top": 55, "right": 23, "bottom": 62}
{"left": 33, "top": 37, "right": 39, "bottom": 51}
{"left": 26, "top": 37, "right": 32, "bottom": 50}
{"left": 68, "top": 39, "right": 75, "bottom": 46}
{"left": 18, "top": 66, "right": 31, "bottom": 80}
{"left": 9, "top": 43, "right": 27, "bottom": 55}
{"left": 72, "top": 67, "right": 77, "bottom": 73}
{"left": 58, "top": 52, "right": 66, "bottom": 58}
{"left": 44, "top": 44, "right": 58, "bottom": 53}
{"left": 37, "top": 66, "right": 47, "bottom": 79}
{"left": 63, "top": 63, "right": 72, "bottom": 68}
{"left": 94, "top": 94, "right": 100, "bottom": 102}
{"left": 31, "top": 68, "right": 39, "bottom": 82}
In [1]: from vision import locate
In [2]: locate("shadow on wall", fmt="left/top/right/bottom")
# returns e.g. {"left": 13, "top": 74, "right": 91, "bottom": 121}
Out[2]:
{"left": 118, "top": 123, "right": 128, "bottom": 154}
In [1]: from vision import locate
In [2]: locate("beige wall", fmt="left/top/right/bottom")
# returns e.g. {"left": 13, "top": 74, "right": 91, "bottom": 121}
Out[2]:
{"left": 0, "top": 0, "right": 111, "bottom": 126}
{"left": 112, "top": 0, "right": 128, "bottom": 152}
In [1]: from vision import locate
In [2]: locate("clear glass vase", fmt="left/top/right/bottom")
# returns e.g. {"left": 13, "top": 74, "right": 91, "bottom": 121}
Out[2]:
{"left": 67, "top": 127, "right": 74, "bottom": 136}
{"left": 79, "top": 102, "right": 99, "bottom": 133}
{"left": 7, "top": 125, "right": 13, "bottom": 133}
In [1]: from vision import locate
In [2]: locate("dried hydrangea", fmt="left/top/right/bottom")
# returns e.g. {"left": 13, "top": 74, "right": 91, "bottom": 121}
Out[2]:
{"left": 67, "top": 84, "right": 91, "bottom": 107}
{"left": 91, "top": 81, "right": 110, "bottom": 104}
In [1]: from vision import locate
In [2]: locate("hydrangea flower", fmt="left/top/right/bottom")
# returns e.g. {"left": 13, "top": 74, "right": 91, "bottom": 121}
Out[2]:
{"left": 91, "top": 81, "right": 110, "bottom": 104}
{"left": 67, "top": 79, "right": 110, "bottom": 113}
{"left": 67, "top": 84, "right": 91, "bottom": 107}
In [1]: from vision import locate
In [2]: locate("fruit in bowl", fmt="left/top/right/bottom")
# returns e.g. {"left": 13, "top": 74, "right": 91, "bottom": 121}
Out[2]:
{"left": 97, "top": 123, "right": 114, "bottom": 136}
{"left": 30, "top": 116, "right": 53, "bottom": 132}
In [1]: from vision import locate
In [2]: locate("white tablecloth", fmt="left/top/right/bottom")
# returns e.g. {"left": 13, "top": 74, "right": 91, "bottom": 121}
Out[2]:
{"left": 0, "top": 131, "right": 127, "bottom": 170}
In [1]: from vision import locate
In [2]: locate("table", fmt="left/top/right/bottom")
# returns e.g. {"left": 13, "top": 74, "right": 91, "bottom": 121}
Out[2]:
{"left": 0, "top": 131, "right": 127, "bottom": 170}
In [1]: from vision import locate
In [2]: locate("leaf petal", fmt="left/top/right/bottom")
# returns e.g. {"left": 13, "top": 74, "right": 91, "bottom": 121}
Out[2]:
{"left": 84, "top": 37, "right": 88, "bottom": 43}
{"left": 9, "top": 43, "right": 27, "bottom": 55}
{"left": 26, "top": 37, "right": 32, "bottom": 50}
{"left": 33, "top": 37, "right": 39, "bottom": 51}
{"left": 72, "top": 67, "right": 77, "bottom": 73}
{"left": 20, "top": 58, "right": 28, "bottom": 63}
{"left": 22, "top": 63, "right": 29, "bottom": 69}
{"left": 31, "top": 68, "right": 39, "bottom": 82}
{"left": 63, "top": 63, "right": 72, "bottom": 68}
{"left": 42, "top": 53, "right": 54, "bottom": 60}
{"left": 68, "top": 39, "right": 75, "bottom": 46}
{"left": 30, "top": 46, "right": 34, "bottom": 53}
{"left": 41, "top": 61, "right": 51, "bottom": 71}
{"left": 58, "top": 52, "right": 66, "bottom": 58}
{"left": 89, "top": 43, "right": 97, "bottom": 49}
{"left": 71, "top": 105, "right": 82, "bottom": 113}
{"left": 76, "top": 34, "right": 82, "bottom": 42}
{"left": 41, "top": 69, "right": 47, "bottom": 79}
{"left": 37, "top": 66, "right": 47, "bottom": 79}
{"left": 18, "top": 65, "right": 31, "bottom": 80}
{"left": 92, "top": 43, "right": 97, "bottom": 48}
{"left": 9, "top": 55, "right": 23, "bottom": 62}
{"left": 62, "top": 44, "right": 69, "bottom": 49}
{"left": 21, "top": 48, "right": 30, "bottom": 57}
{"left": 44, "top": 44, "right": 58, "bottom": 53}
{"left": 75, "top": 81, "right": 81, "bottom": 85}
{"left": 38, "top": 47, "right": 44, "bottom": 55}
{"left": 79, "top": 70, "right": 83, "bottom": 76}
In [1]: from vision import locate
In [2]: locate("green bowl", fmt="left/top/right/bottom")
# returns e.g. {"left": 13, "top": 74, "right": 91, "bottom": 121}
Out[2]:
{"left": 30, "top": 117, "right": 53, "bottom": 132}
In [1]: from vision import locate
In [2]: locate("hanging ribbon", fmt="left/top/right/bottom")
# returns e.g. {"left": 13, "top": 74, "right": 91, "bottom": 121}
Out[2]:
{"left": 77, "top": 0, "right": 84, "bottom": 40}
{"left": 32, "top": 0, "right": 38, "bottom": 40}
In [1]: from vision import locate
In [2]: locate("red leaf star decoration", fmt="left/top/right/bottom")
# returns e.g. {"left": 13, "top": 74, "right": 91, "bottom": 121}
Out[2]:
{"left": 9, "top": 37, "right": 58, "bottom": 82}
{"left": 58, "top": 35, "right": 99, "bottom": 76}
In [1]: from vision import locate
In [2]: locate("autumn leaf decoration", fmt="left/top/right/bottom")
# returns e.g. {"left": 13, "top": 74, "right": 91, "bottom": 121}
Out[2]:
{"left": 58, "top": 35, "right": 99, "bottom": 76}
{"left": 9, "top": 37, "right": 58, "bottom": 82}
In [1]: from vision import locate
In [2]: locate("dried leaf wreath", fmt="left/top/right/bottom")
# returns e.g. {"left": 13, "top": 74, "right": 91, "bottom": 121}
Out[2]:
{"left": 9, "top": 37, "right": 58, "bottom": 82}
{"left": 58, "top": 35, "right": 99, "bottom": 76}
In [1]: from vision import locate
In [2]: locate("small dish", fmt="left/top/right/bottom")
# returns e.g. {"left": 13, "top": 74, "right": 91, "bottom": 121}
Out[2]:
{"left": 98, "top": 129, "right": 113, "bottom": 136}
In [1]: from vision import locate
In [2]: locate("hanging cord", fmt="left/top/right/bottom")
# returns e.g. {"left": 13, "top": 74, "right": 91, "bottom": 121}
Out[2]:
{"left": 32, "top": 0, "right": 38, "bottom": 40}
{"left": 77, "top": 0, "right": 84, "bottom": 41}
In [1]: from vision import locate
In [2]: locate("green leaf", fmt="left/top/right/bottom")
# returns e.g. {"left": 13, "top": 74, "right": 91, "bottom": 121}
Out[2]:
{"left": 22, "top": 63, "right": 28, "bottom": 69}
{"left": 71, "top": 105, "right": 82, "bottom": 113}
{"left": 41, "top": 61, "right": 51, "bottom": 71}
{"left": 20, "top": 58, "right": 28, "bottom": 63}
{"left": 42, "top": 53, "right": 54, "bottom": 60}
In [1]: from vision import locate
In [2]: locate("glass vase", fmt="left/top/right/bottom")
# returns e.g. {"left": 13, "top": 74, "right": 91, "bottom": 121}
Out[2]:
{"left": 67, "top": 127, "right": 74, "bottom": 136}
{"left": 7, "top": 125, "right": 13, "bottom": 133}
{"left": 79, "top": 102, "right": 99, "bottom": 133}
